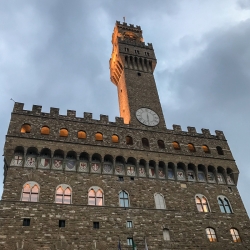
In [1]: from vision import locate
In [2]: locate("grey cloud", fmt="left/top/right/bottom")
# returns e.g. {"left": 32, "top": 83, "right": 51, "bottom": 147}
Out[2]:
{"left": 237, "top": 0, "right": 250, "bottom": 9}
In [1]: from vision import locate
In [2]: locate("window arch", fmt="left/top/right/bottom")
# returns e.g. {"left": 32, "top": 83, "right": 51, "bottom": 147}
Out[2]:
{"left": 119, "top": 190, "right": 129, "bottom": 207}
{"left": 21, "top": 123, "right": 31, "bottom": 133}
{"left": 142, "top": 138, "right": 149, "bottom": 148}
{"left": 95, "top": 132, "right": 103, "bottom": 141}
{"left": 55, "top": 184, "right": 72, "bottom": 204}
{"left": 158, "top": 140, "right": 165, "bottom": 149}
{"left": 21, "top": 182, "right": 39, "bottom": 202}
{"left": 216, "top": 146, "right": 224, "bottom": 155}
{"left": 202, "top": 145, "right": 210, "bottom": 153}
{"left": 188, "top": 143, "right": 196, "bottom": 152}
{"left": 172, "top": 141, "right": 180, "bottom": 150}
{"left": 218, "top": 196, "right": 233, "bottom": 213}
{"left": 230, "top": 228, "right": 241, "bottom": 242}
{"left": 206, "top": 228, "right": 217, "bottom": 242}
{"left": 60, "top": 128, "right": 68, "bottom": 137}
{"left": 88, "top": 187, "right": 104, "bottom": 206}
{"left": 112, "top": 134, "right": 119, "bottom": 143}
{"left": 154, "top": 193, "right": 166, "bottom": 209}
{"left": 126, "top": 136, "right": 133, "bottom": 145}
{"left": 41, "top": 126, "right": 50, "bottom": 135}
{"left": 195, "top": 194, "right": 210, "bottom": 212}
{"left": 78, "top": 130, "right": 86, "bottom": 139}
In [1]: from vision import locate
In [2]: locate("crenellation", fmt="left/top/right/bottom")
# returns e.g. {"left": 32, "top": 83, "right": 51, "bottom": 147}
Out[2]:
{"left": 13, "top": 102, "right": 24, "bottom": 112}
{"left": 201, "top": 128, "right": 211, "bottom": 137}
{"left": 100, "top": 114, "right": 109, "bottom": 124}
{"left": 173, "top": 124, "right": 182, "bottom": 132}
{"left": 31, "top": 105, "right": 42, "bottom": 115}
{"left": 115, "top": 117, "right": 124, "bottom": 125}
{"left": 84, "top": 112, "right": 92, "bottom": 120}
{"left": 215, "top": 130, "right": 226, "bottom": 140}
{"left": 67, "top": 110, "right": 76, "bottom": 118}
{"left": 50, "top": 107, "right": 59, "bottom": 117}
{"left": 187, "top": 126, "right": 197, "bottom": 134}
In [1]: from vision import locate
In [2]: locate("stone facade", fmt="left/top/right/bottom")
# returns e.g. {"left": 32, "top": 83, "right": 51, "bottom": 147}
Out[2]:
{"left": 0, "top": 21, "right": 250, "bottom": 249}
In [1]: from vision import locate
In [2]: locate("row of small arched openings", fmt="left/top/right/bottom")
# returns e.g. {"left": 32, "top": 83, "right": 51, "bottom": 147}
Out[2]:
{"left": 13, "top": 146, "right": 234, "bottom": 182}
{"left": 124, "top": 55, "right": 152, "bottom": 72}
{"left": 20, "top": 124, "right": 225, "bottom": 155}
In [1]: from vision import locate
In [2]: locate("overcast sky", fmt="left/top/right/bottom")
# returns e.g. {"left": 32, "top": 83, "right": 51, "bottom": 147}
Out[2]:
{"left": 0, "top": 0, "right": 250, "bottom": 215}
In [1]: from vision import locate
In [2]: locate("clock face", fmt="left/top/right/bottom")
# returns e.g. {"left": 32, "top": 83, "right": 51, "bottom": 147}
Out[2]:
{"left": 136, "top": 108, "right": 159, "bottom": 126}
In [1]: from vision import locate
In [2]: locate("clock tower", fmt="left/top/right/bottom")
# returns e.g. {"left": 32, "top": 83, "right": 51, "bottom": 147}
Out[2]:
{"left": 110, "top": 21, "right": 166, "bottom": 129}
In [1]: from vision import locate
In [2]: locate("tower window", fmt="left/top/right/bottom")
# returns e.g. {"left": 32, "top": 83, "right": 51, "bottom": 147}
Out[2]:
{"left": 112, "top": 134, "right": 119, "bottom": 143}
{"left": 135, "top": 50, "right": 139, "bottom": 54}
{"left": 195, "top": 195, "right": 210, "bottom": 212}
{"left": 21, "top": 124, "right": 31, "bottom": 133}
{"left": 126, "top": 221, "right": 133, "bottom": 228}
{"left": 206, "top": 228, "right": 217, "bottom": 242}
{"left": 142, "top": 138, "right": 149, "bottom": 148}
{"left": 93, "top": 222, "right": 100, "bottom": 229}
{"left": 59, "top": 220, "right": 65, "bottom": 228}
{"left": 59, "top": 128, "right": 68, "bottom": 137}
{"left": 158, "top": 140, "right": 165, "bottom": 149}
{"left": 23, "top": 218, "right": 30, "bottom": 226}
{"left": 21, "top": 182, "right": 39, "bottom": 202}
{"left": 163, "top": 229, "right": 170, "bottom": 241}
{"left": 230, "top": 228, "right": 241, "bottom": 242}
{"left": 41, "top": 126, "right": 50, "bottom": 135}
{"left": 172, "top": 141, "right": 181, "bottom": 150}
{"left": 119, "top": 190, "right": 129, "bottom": 207}
{"left": 216, "top": 146, "right": 224, "bottom": 155}
{"left": 202, "top": 145, "right": 210, "bottom": 153}
{"left": 55, "top": 185, "right": 72, "bottom": 204}
{"left": 125, "top": 47, "right": 129, "bottom": 52}
{"left": 78, "top": 130, "right": 87, "bottom": 139}
{"left": 95, "top": 132, "right": 103, "bottom": 141}
{"left": 218, "top": 196, "right": 233, "bottom": 213}
{"left": 145, "top": 52, "right": 150, "bottom": 56}
{"left": 154, "top": 193, "right": 166, "bottom": 209}
{"left": 88, "top": 187, "right": 104, "bottom": 206}
{"left": 126, "top": 136, "right": 133, "bottom": 145}
{"left": 118, "top": 176, "right": 124, "bottom": 181}
{"left": 137, "top": 72, "right": 141, "bottom": 76}
{"left": 188, "top": 143, "right": 196, "bottom": 152}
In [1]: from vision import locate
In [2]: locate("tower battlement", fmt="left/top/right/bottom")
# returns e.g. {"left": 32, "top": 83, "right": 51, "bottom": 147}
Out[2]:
{"left": 116, "top": 21, "right": 142, "bottom": 31}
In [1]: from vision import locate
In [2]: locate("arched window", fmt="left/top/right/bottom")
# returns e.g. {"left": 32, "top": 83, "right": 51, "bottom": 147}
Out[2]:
{"left": 112, "top": 134, "right": 119, "bottom": 143}
{"left": 41, "top": 126, "right": 50, "bottom": 135}
{"left": 230, "top": 228, "right": 241, "bottom": 242}
{"left": 218, "top": 196, "right": 233, "bottom": 213}
{"left": 206, "top": 228, "right": 217, "bottom": 242}
{"left": 78, "top": 130, "right": 86, "bottom": 139}
{"left": 126, "top": 136, "right": 133, "bottom": 145}
{"left": 154, "top": 193, "right": 166, "bottom": 209}
{"left": 202, "top": 145, "right": 210, "bottom": 153}
{"left": 216, "top": 146, "right": 224, "bottom": 155}
{"left": 119, "top": 191, "right": 129, "bottom": 207}
{"left": 21, "top": 124, "right": 31, "bottom": 133}
{"left": 173, "top": 141, "right": 180, "bottom": 150}
{"left": 195, "top": 195, "right": 210, "bottom": 212}
{"left": 163, "top": 228, "right": 170, "bottom": 241}
{"left": 95, "top": 132, "right": 103, "bottom": 141}
{"left": 21, "top": 182, "right": 39, "bottom": 202}
{"left": 158, "top": 140, "right": 165, "bottom": 149}
{"left": 88, "top": 187, "right": 104, "bottom": 206}
{"left": 142, "top": 138, "right": 149, "bottom": 148}
{"left": 60, "top": 128, "right": 68, "bottom": 137}
{"left": 188, "top": 143, "right": 196, "bottom": 152}
{"left": 55, "top": 185, "right": 72, "bottom": 204}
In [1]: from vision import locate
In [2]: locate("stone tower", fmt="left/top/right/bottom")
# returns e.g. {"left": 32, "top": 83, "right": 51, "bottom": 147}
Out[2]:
{"left": 110, "top": 22, "right": 166, "bottom": 129}
{"left": 0, "top": 21, "right": 249, "bottom": 250}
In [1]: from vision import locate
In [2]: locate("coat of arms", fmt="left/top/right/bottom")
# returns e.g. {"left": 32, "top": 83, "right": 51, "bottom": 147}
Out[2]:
{"left": 10, "top": 155, "right": 23, "bottom": 166}
{"left": 91, "top": 163, "right": 100, "bottom": 172}
{"left": 25, "top": 157, "right": 36, "bottom": 167}
{"left": 149, "top": 168, "right": 155, "bottom": 177}
{"left": 66, "top": 160, "right": 75, "bottom": 170}
{"left": 127, "top": 166, "right": 135, "bottom": 175}
{"left": 115, "top": 165, "right": 124, "bottom": 174}
{"left": 53, "top": 160, "right": 62, "bottom": 169}
{"left": 158, "top": 168, "right": 165, "bottom": 178}
{"left": 40, "top": 158, "right": 50, "bottom": 168}
{"left": 79, "top": 162, "right": 88, "bottom": 172}
{"left": 103, "top": 164, "right": 112, "bottom": 173}
{"left": 138, "top": 167, "right": 145, "bottom": 176}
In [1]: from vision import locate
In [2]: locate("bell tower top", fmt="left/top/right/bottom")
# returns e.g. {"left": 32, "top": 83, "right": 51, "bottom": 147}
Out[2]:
{"left": 109, "top": 21, "right": 166, "bottom": 130}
